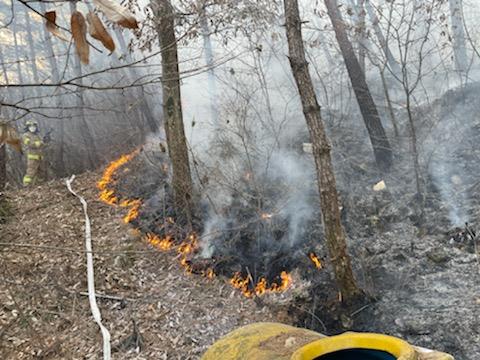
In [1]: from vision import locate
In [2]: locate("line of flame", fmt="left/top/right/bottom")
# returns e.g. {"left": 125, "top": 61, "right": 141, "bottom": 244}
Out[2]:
{"left": 97, "top": 149, "right": 142, "bottom": 224}
{"left": 98, "top": 150, "right": 292, "bottom": 297}
{"left": 230, "top": 271, "right": 292, "bottom": 298}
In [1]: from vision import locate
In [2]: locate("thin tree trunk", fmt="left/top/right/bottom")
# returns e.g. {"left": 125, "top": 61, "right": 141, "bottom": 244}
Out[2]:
{"left": 325, "top": 0, "right": 393, "bottom": 171}
{"left": 199, "top": 7, "right": 219, "bottom": 126}
{"left": 13, "top": 3, "right": 25, "bottom": 94}
{"left": 364, "top": 0, "right": 402, "bottom": 77}
{"left": 0, "top": 47, "right": 9, "bottom": 85}
{"left": 69, "top": 2, "right": 99, "bottom": 169}
{"left": 40, "top": 2, "right": 65, "bottom": 176}
{"left": 357, "top": 0, "right": 366, "bottom": 73}
{"left": 24, "top": 8, "right": 39, "bottom": 84}
{"left": 0, "top": 145, "right": 5, "bottom": 190}
{"left": 152, "top": 0, "right": 193, "bottom": 224}
{"left": 284, "top": 0, "right": 363, "bottom": 304}
{"left": 448, "top": 0, "right": 468, "bottom": 74}
{"left": 379, "top": 68, "right": 398, "bottom": 138}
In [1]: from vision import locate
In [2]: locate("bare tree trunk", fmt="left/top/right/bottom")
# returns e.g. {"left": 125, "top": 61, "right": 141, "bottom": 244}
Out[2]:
{"left": 199, "top": 7, "right": 219, "bottom": 126}
{"left": 0, "top": 145, "right": 5, "bottom": 190}
{"left": 379, "top": 68, "right": 398, "bottom": 138}
{"left": 364, "top": 0, "right": 402, "bottom": 77}
{"left": 284, "top": 0, "right": 363, "bottom": 304}
{"left": 13, "top": 4, "right": 25, "bottom": 92}
{"left": 357, "top": 0, "right": 366, "bottom": 73}
{"left": 40, "top": 2, "right": 65, "bottom": 176}
{"left": 69, "top": 2, "right": 99, "bottom": 170}
{"left": 24, "top": 8, "right": 40, "bottom": 84}
{"left": 0, "top": 47, "right": 9, "bottom": 85}
{"left": 448, "top": 0, "right": 468, "bottom": 74}
{"left": 324, "top": 0, "right": 393, "bottom": 171}
{"left": 152, "top": 0, "right": 193, "bottom": 224}
{"left": 345, "top": 0, "right": 366, "bottom": 73}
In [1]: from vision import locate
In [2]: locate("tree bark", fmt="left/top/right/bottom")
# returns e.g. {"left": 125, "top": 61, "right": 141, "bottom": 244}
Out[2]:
{"left": 152, "top": 0, "right": 194, "bottom": 224}
{"left": 13, "top": 4, "right": 25, "bottom": 94}
{"left": 324, "top": 0, "right": 393, "bottom": 171}
{"left": 284, "top": 0, "right": 363, "bottom": 304}
{"left": 24, "top": 8, "right": 40, "bottom": 84}
{"left": 448, "top": 0, "right": 468, "bottom": 74}
{"left": 0, "top": 145, "right": 5, "bottom": 190}
{"left": 0, "top": 47, "right": 9, "bottom": 85}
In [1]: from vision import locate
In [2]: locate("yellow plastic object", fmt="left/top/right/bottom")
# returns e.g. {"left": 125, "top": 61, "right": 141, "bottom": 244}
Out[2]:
{"left": 201, "top": 322, "right": 454, "bottom": 360}
{"left": 201, "top": 322, "right": 323, "bottom": 360}
{"left": 291, "top": 332, "right": 415, "bottom": 360}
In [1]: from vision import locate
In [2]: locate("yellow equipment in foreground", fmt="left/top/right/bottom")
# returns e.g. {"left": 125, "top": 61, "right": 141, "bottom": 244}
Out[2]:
{"left": 201, "top": 322, "right": 454, "bottom": 360}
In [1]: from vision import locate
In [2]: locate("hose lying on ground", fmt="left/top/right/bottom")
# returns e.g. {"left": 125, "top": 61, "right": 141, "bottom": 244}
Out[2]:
{"left": 66, "top": 175, "right": 111, "bottom": 360}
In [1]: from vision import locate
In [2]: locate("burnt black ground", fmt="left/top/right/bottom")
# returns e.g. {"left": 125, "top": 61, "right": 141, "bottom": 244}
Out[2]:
{"left": 292, "top": 83, "right": 480, "bottom": 360}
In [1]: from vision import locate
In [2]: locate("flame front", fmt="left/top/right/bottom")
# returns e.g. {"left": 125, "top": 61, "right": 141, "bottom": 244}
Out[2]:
{"left": 229, "top": 271, "right": 291, "bottom": 298}
{"left": 98, "top": 151, "right": 294, "bottom": 298}
{"left": 97, "top": 149, "right": 142, "bottom": 224}
{"left": 309, "top": 252, "right": 322, "bottom": 269}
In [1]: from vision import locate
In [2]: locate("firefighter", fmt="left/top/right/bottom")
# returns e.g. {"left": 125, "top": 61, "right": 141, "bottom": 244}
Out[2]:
{"left": 22, "top": 120, "right": 47, "bottom": 186}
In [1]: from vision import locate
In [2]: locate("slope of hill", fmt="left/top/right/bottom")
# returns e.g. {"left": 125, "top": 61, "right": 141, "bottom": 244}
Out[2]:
{"left": 0, "top": 173, "right": 277, "bottom": 359}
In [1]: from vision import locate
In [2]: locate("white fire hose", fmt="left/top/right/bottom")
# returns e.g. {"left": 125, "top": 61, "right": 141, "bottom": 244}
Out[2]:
{"left": 66, "top": 175, "right": 111, "bottom": 360}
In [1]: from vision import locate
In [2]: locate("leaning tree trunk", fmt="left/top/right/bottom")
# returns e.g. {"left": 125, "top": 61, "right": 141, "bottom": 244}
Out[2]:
{"left": 448, "top": 0, "right": 468, "bottom": 74}
{"left": 152, "top": 0, "right": 193, "bottom": 224}
{"left": 325, "top": 0, "right": 393, "bottom": 171}
{"left": 364, "top": 0, "right": 402, "bottom": 77}
{"left": 284, "top": 0, "right": 363, "bottom": 304}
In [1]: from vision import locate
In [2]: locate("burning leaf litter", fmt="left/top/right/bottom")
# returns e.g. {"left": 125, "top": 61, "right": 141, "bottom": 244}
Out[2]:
{"left": 97, "top": 150, "right": 305, "bottom": 297}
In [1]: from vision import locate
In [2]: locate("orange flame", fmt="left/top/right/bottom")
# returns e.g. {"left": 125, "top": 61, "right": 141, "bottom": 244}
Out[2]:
{"left": 229, "top": 271, "right": 291, "bottom": 298}
{"left": 97, "top": 149, "right": 142, "bottom": 223}
{"left": 98, "top": 151, "right": 292, "bottom": 298}
{"left": 145, "top": 233, "right": 174, "bottom": 251}
{"left": 309, "top": 252, "right": 322, "bottom": 269}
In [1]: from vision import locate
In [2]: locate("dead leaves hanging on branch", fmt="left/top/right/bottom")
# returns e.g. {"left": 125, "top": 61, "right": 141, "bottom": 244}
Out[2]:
{"left": 44, "top": 0, "right": 139, "bottom": 65}
{"left": 93, "top": 0, "right": 139, "bottom": 29}
{"left": 45, "top": 11, "right": 69, "bottom": 42}
{"left": 71, "top": 11, "right": 90, "bottom": 65}
{"left": 87, "top": 12, "right": 115, "bottom": 53}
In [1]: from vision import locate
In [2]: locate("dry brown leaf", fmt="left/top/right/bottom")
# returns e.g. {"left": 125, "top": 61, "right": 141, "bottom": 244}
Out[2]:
{"left": 86, "top": 12, "right": 115, "bottom": 53}
{"left": 93, "top": 0, "right": 138, "bottom": 29}
{"left": 0, "top": 123, "right": 22, "bottom": 153}
{"left": 45, "top": 11, "right": 69, "bottom": 42}
{"left": 71, "top": 11, "right": 89, "bottom": 65}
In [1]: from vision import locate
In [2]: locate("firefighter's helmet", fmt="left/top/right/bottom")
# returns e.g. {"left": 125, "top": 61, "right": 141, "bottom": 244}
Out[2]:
{"left": 25, "top": 120, "right": 39, "bottom": 133}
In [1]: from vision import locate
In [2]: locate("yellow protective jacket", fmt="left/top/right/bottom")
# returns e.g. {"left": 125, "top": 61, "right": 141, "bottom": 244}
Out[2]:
{"left": 22, "top": 132, "right": 44, "bottom": 160}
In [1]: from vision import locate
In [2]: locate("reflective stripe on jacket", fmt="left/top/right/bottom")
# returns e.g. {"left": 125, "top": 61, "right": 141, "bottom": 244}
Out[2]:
{"left": 27, "top": 153, "right": 42, "bottom": 160}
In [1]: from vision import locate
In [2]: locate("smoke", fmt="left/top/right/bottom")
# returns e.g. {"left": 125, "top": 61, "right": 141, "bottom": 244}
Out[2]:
{"left": 425, "top": 87, "right": 475, "bottom": 226}
{"left": 198, "top": 145, "right": 316, "bottom": 260}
